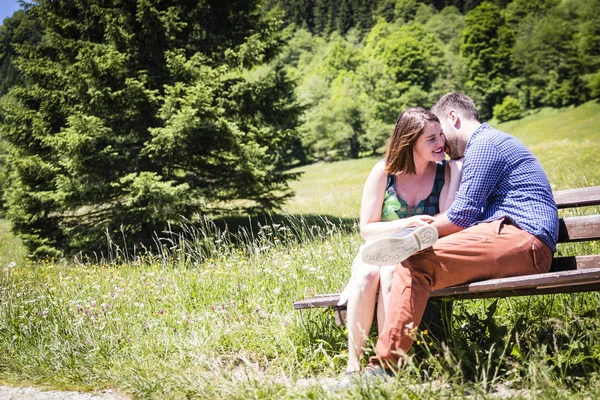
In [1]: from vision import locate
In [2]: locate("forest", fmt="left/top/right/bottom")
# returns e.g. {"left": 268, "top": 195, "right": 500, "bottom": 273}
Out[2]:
{"left": 0, "top": 0, "right": 599, "bottom": 256}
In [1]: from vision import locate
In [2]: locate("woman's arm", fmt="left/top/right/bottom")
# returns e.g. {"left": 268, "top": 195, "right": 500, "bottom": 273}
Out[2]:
{"left": 359, "top": 160, "right": 433, "bottom": 241}
{"left": 438, "top": 158, "right": 464, "bottom": 213}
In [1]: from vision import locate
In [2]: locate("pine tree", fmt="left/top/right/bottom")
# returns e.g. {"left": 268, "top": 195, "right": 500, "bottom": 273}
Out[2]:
{"left": 0, "top": 0, "right": 300, "bottom": 256}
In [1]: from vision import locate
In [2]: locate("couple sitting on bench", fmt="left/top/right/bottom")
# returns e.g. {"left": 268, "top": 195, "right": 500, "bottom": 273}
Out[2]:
{"left": 339, "top": 92, "right": 558, "bottom": 378}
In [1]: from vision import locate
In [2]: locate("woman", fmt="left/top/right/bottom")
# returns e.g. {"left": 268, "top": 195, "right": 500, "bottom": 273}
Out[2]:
{"left": 340, "top": 107, "right": 462, "bottom": 373}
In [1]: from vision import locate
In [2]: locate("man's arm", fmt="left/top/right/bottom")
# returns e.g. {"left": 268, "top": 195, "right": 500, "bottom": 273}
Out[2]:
{"left": 443, "top": 135, "right": 505, "bottom": 232}
{"left": 433, "top": 211, "right": 464, "bottom": 237}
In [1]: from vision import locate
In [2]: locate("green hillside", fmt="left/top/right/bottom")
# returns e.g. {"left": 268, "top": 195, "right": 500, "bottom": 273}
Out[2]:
{"left": 496, "top": 101, "right": 600, "bottom": 190}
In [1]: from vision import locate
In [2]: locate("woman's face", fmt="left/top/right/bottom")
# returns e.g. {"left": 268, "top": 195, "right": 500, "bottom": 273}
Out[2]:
{"left": 413, "top": 121, "right": 446, "bottom": 163}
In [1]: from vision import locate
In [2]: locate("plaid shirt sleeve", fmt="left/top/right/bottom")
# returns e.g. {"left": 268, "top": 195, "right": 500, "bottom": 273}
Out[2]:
{"left": 447, "top": 135, "right": 505, "bottom": 228}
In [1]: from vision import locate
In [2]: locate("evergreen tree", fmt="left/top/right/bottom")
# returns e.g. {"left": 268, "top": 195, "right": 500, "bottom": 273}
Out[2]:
{"left": 0, "top": 10, "right": 43, "bottom": 213}
{"left": 0, "top": 0, "right": 300, "bottom": 256}
{"left": 373, "top": 0, "right": 396, "bottom": 22}
{"left": 574, "top": 0, "right": 600, "bottom": 99}
{"left": 460, "top": 1, "right": 513, "bottom": 118}
{"left": 0, "top": 10, "right": 42, "bottom": 96}
{"left": 394, "top": 0, "right": 419, "bottom": 23}
{"left": 265, "top": 0, "right": 378, "bottom": 35}
{"left": 510, "top": 1, "right": 588, "bottom": 108}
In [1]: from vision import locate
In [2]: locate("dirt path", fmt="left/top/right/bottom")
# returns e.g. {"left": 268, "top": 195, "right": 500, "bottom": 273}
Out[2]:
{"left": 0, "top": 381, "right": 528, "bottom": 399}
{"left": 0, "top": 386, "right": 129, "bottom": 400}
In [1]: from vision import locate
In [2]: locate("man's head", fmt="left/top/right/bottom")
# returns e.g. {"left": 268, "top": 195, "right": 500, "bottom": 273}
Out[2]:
{"left": 431, "top": 92, "right": 481, "bottom": 159}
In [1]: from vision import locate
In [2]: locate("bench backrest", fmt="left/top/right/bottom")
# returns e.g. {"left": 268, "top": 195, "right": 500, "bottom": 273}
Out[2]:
{"left": 551, "top": 186, "right": 600, "bottom": 272}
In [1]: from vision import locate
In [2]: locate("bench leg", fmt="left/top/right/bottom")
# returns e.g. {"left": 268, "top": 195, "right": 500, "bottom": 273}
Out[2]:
{"left": 333, "top": 306, "right": 347, "bottom": 326}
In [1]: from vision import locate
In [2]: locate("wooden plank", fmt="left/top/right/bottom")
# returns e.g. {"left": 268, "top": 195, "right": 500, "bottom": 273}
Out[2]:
{"left": 434, "top": 281, "right": 600, "bottom": 300}
{"left": 558, "top": 215, "right": 600, "bottom": 242}
{"left": 294, "top": 279, "right": 600, "bottom": 312}
{"left": 293, "top": 256, "right": 600, "bottom": 310}
{"left": 293, "top": 295, "right": 341, "bottom": 310}
{"left": 554, "top": 186, "right": 600, "bottom": 209}
{"left": 429, "top": 267, "right": 600, "bottom": 298}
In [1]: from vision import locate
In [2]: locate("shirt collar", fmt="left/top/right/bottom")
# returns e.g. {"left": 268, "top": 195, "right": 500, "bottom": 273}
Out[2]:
{"left": 465, "top": 122, "right": 490, "bottom": 152}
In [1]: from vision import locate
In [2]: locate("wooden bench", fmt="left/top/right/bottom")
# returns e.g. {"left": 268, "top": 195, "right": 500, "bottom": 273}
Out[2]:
{"left": 293, "top": 186, "right": 600, "bottom": 327}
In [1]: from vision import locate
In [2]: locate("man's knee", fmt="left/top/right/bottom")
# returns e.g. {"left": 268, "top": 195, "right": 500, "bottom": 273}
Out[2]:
{"left": 397, "top": 256, "right": 434, "bottom": 287}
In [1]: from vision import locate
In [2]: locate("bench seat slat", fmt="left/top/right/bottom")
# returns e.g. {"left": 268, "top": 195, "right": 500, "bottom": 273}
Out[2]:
{"left": 429, "top": 267, "right": 600, "bottom": 298}
{"left": 293, "top": 258, "right": 600, "bottom": 310}
{"left": 293, "top": 295, "right": 340, "bottom": 310}
{"left": 294, "top": 280, "right": 600, "bottom": 311}
{"left": 432, "top": 282, "right": 600, "bottom": 300}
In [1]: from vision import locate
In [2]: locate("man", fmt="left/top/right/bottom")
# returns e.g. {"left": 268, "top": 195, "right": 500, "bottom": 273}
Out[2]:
{"left": 362, "top": 92, "right": 559, "bottom": 374}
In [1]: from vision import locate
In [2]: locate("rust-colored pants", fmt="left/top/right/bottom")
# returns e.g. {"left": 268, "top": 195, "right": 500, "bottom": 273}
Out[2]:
{"left": 370, "top": 218, "right": 553, "bottom": 369}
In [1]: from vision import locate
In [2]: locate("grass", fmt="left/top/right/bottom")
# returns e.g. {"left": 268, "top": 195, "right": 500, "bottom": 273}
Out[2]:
{"left": 494, "top": 101, "right": 600, "bottom": 190}
{"left": 283, "top": 157, "right": 377, "bottom": 218}
{"left": 1, "top": 101, "right": 600, "bottom": 399}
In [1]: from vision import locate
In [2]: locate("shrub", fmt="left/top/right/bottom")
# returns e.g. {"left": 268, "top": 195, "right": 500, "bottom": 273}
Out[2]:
{"left": 586, "top": 71, "right": 600, "bottom": 99}
{"left": 493, "top": 96, "right": 523, "bottom": 122}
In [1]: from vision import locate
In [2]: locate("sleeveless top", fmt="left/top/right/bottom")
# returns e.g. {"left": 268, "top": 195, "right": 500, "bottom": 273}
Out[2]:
{"left": 381, "top": 161, "right": 446, "bottom": 221}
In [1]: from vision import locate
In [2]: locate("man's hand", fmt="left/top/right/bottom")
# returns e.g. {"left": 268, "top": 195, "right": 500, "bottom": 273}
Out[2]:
{"left": 433, "top": 212, "right": 464, "bottom": 237}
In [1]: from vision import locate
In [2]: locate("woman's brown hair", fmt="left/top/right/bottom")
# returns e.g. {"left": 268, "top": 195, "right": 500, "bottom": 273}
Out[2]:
{"left": 384, "top": 107, "right": 440, "bottom": 175}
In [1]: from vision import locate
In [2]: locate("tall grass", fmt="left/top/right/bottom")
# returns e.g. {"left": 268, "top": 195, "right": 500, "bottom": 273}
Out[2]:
{"left": 0, "top": 215, "right": 361, "bottom": 398}
{"left": 1, "top": 101, "right": 600, "bottom": 398}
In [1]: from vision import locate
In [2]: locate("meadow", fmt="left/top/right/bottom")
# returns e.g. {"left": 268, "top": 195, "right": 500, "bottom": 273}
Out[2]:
{"left": 1, "top": 102, "right": 600, "bottom": 399}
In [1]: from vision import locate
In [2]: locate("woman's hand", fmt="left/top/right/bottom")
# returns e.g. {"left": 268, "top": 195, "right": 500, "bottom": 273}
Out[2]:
{"left": 403, "top": 215, "right": 435, "bottom": 228}
{"left": 439, "top": 157, "right": 464, "bottom": 213}
{"left": 448, "top": 157, "right": 464, "bottom": 174}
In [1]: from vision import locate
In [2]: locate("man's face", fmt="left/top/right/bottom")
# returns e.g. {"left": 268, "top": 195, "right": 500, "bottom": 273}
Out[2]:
{"left": 440, "top": 118, "right": 462, "bottom": 159}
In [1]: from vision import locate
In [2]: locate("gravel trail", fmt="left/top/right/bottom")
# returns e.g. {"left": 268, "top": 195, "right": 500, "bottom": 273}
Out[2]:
{"left": 0, "top": 386, "right": 129, "bottom": 400}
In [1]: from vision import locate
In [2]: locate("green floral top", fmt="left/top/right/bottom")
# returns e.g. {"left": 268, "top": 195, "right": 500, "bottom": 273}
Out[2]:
{"left": 381, "top": 161, "right": 446, "bottom": 221}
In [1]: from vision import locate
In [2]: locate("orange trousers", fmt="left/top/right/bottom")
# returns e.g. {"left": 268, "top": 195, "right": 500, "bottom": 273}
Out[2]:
{"left": 370, "top": 218, "right": 553, "bottom": 369}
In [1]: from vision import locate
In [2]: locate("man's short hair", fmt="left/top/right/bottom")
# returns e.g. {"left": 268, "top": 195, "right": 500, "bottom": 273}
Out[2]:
{"left": 431, "top": 92, "right": 479, "bottom": 121}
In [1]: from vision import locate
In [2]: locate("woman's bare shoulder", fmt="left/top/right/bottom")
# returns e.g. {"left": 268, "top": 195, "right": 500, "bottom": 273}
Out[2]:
{"left": 372, "top": 159, "right": 387, "bottom": 173}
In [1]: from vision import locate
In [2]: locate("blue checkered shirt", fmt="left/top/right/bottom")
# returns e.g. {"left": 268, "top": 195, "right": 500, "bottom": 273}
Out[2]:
{"left": 447, "top": 123, "right": 559, "bottom": 252}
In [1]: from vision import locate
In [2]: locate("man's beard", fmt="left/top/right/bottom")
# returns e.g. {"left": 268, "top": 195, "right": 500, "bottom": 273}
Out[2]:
{"left": 445, "top": 138, "right": 461, "bottom": 159}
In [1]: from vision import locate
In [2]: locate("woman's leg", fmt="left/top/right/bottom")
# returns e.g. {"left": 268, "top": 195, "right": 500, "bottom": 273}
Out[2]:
{"left": 345, "top": 261, "right": 380, "bottom": 372}
{"left": 376, "top": 264, "right": 395, "bottom": 333}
